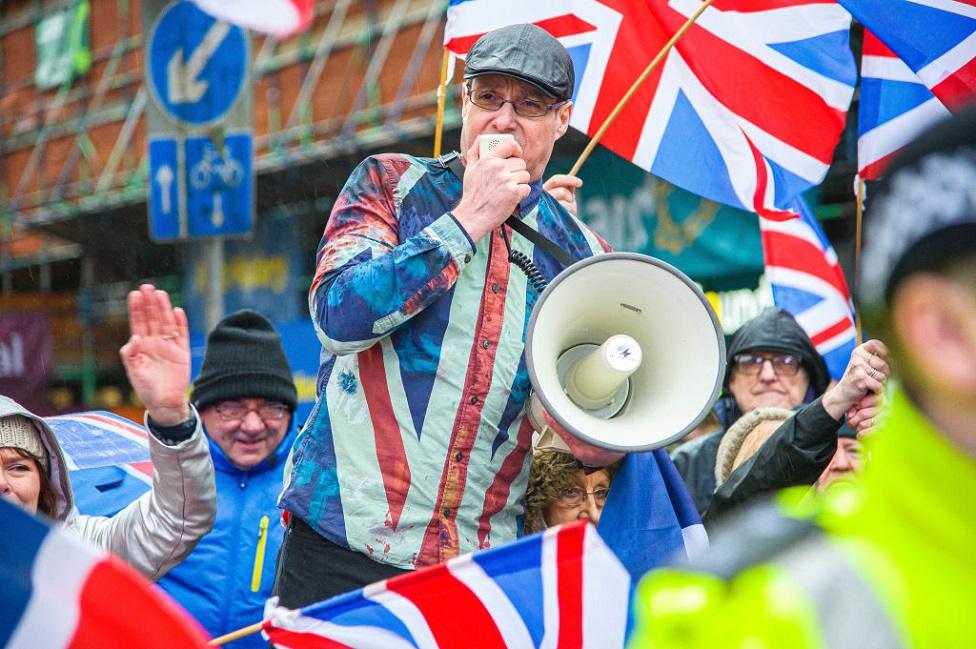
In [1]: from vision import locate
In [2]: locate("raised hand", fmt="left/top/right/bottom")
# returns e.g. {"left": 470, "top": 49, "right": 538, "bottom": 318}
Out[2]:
{"left": 543, "top": 174, "right": 583, "bottom": 216}
{"left": 119, "top": 284, "right": 191, "bottom": 426}
{"left": 821, "top": 339, "right": 890, "bottom": 424}
{"left": 452, "top": 135, "right": 532, "bottom": 243}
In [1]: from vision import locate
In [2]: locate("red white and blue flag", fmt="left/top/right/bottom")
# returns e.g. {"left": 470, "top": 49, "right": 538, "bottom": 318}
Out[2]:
{"left": 840, "top": 0, "right": 976, "bottom": 111}
{"left": 263, "top": 521, "right": 632, "bottom": 648}
{"left": 0, "top": 498, "right": 208, "bottom": 649}
{"left": 760, "top": 199, "right": 856, "bottom": 380}
{"left": 192, "top": 0, "right": 313, "bottom": 38}
{"left": 45, "top": 411, "right": 153, "bottom": 516}
{"left": 856, "top": 30, "right": 951, "bottom": 180}
{"left": 444, "top": 0, "right": 857, "bottom": 219}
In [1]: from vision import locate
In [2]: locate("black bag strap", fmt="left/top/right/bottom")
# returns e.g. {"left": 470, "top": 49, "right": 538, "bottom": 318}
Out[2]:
{"left": 438, "top": 151, "right": 579, "bottom": 269}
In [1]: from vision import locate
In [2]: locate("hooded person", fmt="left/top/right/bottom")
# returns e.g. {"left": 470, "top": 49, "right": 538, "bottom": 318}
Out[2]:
{"left": 671, "top": 307, "right": 889, "bottom": 519}
{"left": 0, "top": 285, "right": 216, "bottom": 581}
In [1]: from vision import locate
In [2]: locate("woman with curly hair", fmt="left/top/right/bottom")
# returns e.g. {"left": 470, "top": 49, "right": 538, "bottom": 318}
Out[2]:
{"left": 524, "top": 449, "right": 618, "bottom": 534}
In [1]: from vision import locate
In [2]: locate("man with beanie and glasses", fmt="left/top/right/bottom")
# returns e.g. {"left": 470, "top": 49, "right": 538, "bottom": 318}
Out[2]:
{"left": 274, "top": 23, "right": 620, "bottom": 607}
{"left": 157, "top": 309, "right": 298, "bottom": 648}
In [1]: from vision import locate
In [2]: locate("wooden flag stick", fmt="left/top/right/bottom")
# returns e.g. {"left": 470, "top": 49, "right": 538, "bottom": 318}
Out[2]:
{"left": 208, "top": 621, "right": 263, "bottom": 646}
{"left": 568, "top": 0, "right": 716, "bottom": 177}
{"left": 433, "top": 48, "right": 452, "bottom": 157}
{"left": 853, "top": 176, "right": 865, "bottom": 344}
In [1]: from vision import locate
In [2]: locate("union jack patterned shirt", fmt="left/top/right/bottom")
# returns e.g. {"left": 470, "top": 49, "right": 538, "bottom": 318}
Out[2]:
{"left": 280, "top": 153, "right": 609, "bottom": 569}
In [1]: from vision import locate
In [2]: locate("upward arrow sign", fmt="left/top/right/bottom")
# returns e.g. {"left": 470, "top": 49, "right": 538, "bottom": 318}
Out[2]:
{"left": 167, "top": 20, "right": 231, "bottom": 105}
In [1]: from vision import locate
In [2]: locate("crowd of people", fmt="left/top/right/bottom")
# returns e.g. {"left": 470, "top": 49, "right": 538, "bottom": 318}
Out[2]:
{"left": 2, "top": 23, "right": 973, "bottom": 648}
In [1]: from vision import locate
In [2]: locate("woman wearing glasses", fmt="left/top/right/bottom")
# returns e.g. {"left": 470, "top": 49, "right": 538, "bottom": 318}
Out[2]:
{"left": 523, "top": 449, "right": 618, "bottom": 534}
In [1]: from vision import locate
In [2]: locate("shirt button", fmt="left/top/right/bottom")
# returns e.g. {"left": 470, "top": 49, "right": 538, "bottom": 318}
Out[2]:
{"left": 481, "top": 339, "right": 490, "bottom": 349}
{"left": 491, "top": 283, "right": 500, "bottom": 293}
{"left": 443, "top": 508, "right": 452, "bottom": 518}
{"left": 469, "top": 395, "right": 479, "bottom": 405}
{"left": 464, "top": 254, "right": 472, "bottom": 263}
{"left": 455, "top": 451, "right": 463, "bottom": 462}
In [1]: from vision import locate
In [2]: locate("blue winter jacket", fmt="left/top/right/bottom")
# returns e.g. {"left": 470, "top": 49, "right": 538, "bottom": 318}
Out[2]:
{"left": 157, "top": 426, "right": 295, "bottom": 648}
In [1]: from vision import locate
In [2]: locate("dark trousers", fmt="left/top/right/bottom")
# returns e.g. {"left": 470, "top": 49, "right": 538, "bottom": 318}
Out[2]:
{"left": 273, "top": 514, "right": 411, "bottom": 608}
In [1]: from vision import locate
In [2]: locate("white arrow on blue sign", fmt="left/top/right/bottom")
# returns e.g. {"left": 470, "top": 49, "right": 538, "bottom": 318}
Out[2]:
{"left": 146, "top": 0, "right": 248, "bottom": 126}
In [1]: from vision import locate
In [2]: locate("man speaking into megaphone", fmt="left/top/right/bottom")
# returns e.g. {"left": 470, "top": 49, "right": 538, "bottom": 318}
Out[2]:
{"left": 275, "top": 24, "right": 640, "bottom": 607}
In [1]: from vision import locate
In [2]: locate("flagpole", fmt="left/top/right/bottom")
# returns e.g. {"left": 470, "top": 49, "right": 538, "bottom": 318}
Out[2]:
{"left": 208, "top": 622, "right": 263, "bottom": 646}
{"left": 853, "top": 176, "right": 865, "bottom": 344}
{"left": 433, "top": 48, "right": 452, "bottom": 157}
{"left": 568, "top": 0, "right": 716, "bottom": 177}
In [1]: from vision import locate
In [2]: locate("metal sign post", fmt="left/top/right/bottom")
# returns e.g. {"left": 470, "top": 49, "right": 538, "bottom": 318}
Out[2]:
{"left": 143, "top": 0, "right": 254, "bottom": 328}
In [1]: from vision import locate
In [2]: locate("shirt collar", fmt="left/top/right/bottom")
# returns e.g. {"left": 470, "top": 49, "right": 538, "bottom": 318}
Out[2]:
{"left": 516, "top": 180, "right": 545, "bottom": 218}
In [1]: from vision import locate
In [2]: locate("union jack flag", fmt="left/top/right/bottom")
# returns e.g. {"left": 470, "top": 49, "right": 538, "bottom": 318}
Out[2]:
{"left": 760, "top": 199, "right": 856, "bottom": 380}
{"left": 1, "top": 498, "right": 208, "bottom": 649}
{"left": 857, "top": 30, "right": 951, "bottom": 180}
{"left": 444, "top": 0, "right": 856, "bottom": 219}
{"left": 263, "top": 521, "right": 632, "bottom": 648}
{"left": 45, "top": 412, "right": 153, "bottom": 516}
{"left": 840, "top": 0, "right": 976, "bottom": 111}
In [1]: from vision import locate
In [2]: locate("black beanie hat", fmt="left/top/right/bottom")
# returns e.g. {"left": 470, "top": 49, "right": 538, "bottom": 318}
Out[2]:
{"left": 190, "top": 309, "right": 298, "bottom": 412}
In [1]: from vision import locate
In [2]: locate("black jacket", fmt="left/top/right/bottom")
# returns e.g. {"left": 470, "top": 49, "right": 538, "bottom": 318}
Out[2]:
{"left": 671, "top": 307, "right": 834, "bottom": 516}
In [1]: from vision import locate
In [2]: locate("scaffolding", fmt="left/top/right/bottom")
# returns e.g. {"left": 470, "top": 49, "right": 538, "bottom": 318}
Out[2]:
{"left": 1, "top": 0, "right": 458, "bottom": 259}
{"left": 0, "top": 0, "right": 458, "bottom": 406}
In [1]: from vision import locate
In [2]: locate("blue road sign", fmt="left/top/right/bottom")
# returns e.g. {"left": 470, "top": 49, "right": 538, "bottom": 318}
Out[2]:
{"left": 146, "top": 1, "right": 248, "bottom": 126}
{"left": 185, "top": 134, "right": 253, "bottom": 237}
{"left": 149, "top": 137, "right": 182, "bottom": 240}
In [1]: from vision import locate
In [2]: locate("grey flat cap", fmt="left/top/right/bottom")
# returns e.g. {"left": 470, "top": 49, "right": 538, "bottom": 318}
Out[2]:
{"left": 464, "top": 24, "right": 575, "bottom": 102}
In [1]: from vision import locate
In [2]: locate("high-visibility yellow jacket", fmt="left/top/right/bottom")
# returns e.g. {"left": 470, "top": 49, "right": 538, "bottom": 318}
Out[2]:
{"left": 629, "top": 386, "right": 976, "bottom": 649}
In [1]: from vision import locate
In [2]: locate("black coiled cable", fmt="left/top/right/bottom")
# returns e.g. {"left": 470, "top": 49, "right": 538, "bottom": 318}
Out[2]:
{"left": 502, "top": 225, "right": 548, "bottom": 293}
{"left": 508, "top": 249, "right": 548, "bottom": 293}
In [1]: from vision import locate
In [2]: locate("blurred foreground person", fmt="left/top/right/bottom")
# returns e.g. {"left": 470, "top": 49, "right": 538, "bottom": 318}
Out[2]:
{"left": 629, "top": 108, "right": 976, "bottom": 648}
{"left": 157, "top": 310, "right": 297, "bottom": 648}
{"left": 0, "top": 285, "right": 215, "bottom": 580}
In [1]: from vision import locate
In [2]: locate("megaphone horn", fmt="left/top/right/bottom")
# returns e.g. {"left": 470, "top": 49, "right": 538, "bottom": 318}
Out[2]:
{"left": 525, "top": 252, "right": 726, "bottom": 452}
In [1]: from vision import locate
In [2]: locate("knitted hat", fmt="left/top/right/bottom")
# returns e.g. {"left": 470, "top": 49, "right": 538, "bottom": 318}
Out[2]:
{"left": 190, "top": 309, "right": 298, "bottom": 411}
{"left": 0, "top": 415, "right": 48, "bottom": 471}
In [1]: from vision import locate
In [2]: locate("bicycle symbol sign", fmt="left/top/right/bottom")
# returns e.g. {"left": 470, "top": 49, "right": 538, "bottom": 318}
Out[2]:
{"left": 183, "top": 134, "right": 252, "bottom": 236}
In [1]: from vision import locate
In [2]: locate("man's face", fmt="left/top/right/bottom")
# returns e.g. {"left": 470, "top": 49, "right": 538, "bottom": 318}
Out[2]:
{"left": 459, "top": 75, "right": 572, "bottom": 181}
{"left": 200, "top": 398, "right": 291, "bottom": 471}
{"left": 727, "top": 351, "right": 811, "bottom": 412}
{"left": 817, "top": 437, "right": 863, "bottom": 490}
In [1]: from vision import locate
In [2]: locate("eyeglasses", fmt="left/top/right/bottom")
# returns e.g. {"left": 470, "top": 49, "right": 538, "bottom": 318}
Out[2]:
{"left": 214, "top": 402, "right": 288, "bottom": 422}
{"left": 466, "top": 83, "right": 566, "bottom": 118}
{"left": 733, "top": 353, "right": 802, "bottom": 377}
{"left": 556, "top": 486, "right": 610, "bottom": 508}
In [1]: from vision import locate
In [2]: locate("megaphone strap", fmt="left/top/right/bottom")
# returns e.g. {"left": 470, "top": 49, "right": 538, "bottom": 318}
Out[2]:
{"left": 437, "top": 151, "right": 579, "bottom": 269}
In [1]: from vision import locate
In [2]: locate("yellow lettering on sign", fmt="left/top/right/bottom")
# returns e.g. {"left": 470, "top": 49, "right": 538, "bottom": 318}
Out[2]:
{"left": 194, "top": 255, "right": 290, "bottom": 293}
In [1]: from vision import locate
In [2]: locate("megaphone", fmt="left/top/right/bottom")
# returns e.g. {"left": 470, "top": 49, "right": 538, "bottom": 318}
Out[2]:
{"left": 525, "top": 252, "right": 726, "bottom": 452}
